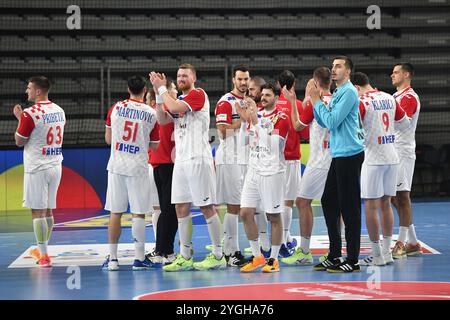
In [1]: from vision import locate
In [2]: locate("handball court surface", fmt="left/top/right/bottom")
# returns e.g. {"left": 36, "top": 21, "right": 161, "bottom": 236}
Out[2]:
{"left": 0, "top": 202, "right": 450, "bottom": 300}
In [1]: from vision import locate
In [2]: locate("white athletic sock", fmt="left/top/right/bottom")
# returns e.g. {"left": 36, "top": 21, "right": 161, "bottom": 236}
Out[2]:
{"left": 206, "top": 214, "right": 222, "bottom": 259}
{"left": 407, "top": 224, "right": 418, "bottom": 245}
{"left": 249, "top": 239, "right": 261, "bottom": 257}
{"left": 270, "top": 245, "right": 281, "bottom": 260}
{"left": 300, "top": 236, "right": 311, "bottom": 254}
{"left": 132, "top": 217, "right": 146, "bottom": 261}
{"left": 206, "top": 215, "right": 223, "bottom": 259}
{"left": 398, "top": 226, "right": 409, "bottom": 243}
{"left": 222, "top": 213, "right": 231, "bottom": 255}
{"left": 45, "top": 216, "right": 54, "bottom": 242}
{"left": 282, "top": 207, "right": 293, "bottom": 244}
{"left": 33, "top": 218, "right": 48, "bottom": 255}
{"left": 151, "top": 210, "right": 161, "bottom": 241}
{"left": 371, "top": 240, "right": 382, "bottom": 257}
{"left": 109, "top": 243, "right": 118, "bottom": 260}
{"left": 178, "top": 215, "right": 192, "bottom": 259}
{"left": 225, "top": 213, "right": 239, "bottom": 254}
{"left": 382, "top": 236, "right": 392, "bottom": 253}
{"left": 255, "top": 212, "right": 270, "bottom": 251}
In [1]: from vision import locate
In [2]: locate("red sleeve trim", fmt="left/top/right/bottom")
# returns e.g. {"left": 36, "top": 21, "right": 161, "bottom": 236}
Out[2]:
{"left": 16, "top": 111, "right": 35, "bottom": 138}
{"left": 394, "top": 100, "right": 406, "bottom": 121}
{"left": 273, "top": 115, "right": 290, "bottom": 138}
{"left": 299, "top": 101, "right": 314, "bottom": 125}
{"left": 149, "top": 121, "right": 160, "bottom": 142}
{"left": 182, "top": 88, "right": 206, "bottom": 112}
{"left": 215, "top": 100, "right": 233, "bottom": 125}
{"left": 106, "top": 104, "right": 116, "bottom": 127}
{"left": 400, "top": 94, "right": 418, "bottom": 118}
{"left": 358, "top": 101, "right": 366, "bottom": 121}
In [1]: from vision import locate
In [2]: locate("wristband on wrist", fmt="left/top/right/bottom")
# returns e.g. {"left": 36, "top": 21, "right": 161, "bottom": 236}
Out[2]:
{"left": 155, "top": 94, "right": 164, "bottom": 104}
{"left": 158, "top": 86, "right": 168, "bottom": 96}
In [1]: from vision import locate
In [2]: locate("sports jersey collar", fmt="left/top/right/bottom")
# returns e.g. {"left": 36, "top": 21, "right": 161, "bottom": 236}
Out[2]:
{"left": 128, "top": 98, "right": 144, "bottom": 103}
{"left": 229, "top": 91, "right": 244, "bottom": 99}
{"left": 333, "top": 80, "right": 351, "bottom": 94}
{"left": 395, "top": 86, "right": 412, "bottom": 97}
{"left": 36, "top": 100, "right": 51, "bottom": 105}
{"left": 261, "top": 107, "right": 277, "bottom": 117}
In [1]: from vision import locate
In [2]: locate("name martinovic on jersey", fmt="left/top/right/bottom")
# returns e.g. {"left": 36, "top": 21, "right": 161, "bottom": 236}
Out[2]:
{"left": 115, "top": 106, "right": 155, "bottom": 123}
{"left": 114, "top": 106, "right": 155, "bottom": 155}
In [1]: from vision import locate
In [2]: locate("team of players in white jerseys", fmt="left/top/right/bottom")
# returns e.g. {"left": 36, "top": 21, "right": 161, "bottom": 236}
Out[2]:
{"left": 14, "top": 62, "right": 422, "bottom": 271}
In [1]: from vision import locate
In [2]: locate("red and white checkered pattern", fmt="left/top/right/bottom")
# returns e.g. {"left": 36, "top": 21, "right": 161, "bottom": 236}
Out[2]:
{"left": 106, "top": 99, "right": 159, "bottom": 177}
{"left": 360, "top": 90, "right": 400, "bottom": 165}
{"left": 22, "top": 101, "right": 65, "bottom": 173}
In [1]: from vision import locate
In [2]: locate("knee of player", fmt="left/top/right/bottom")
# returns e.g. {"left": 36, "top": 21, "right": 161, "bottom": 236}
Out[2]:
{"left": 296, "top": 198, "right": 310, "bottom": 210}
{"left": 396, "top": 193, "right": 410, "bottom": 206}
{"left": 239, "top": 208, "right": 254, "bottom": 220}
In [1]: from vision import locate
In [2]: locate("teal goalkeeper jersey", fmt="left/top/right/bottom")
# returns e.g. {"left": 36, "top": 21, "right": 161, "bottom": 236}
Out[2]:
{"left": 313, "top": 80, "right": 365, "bottom": 158}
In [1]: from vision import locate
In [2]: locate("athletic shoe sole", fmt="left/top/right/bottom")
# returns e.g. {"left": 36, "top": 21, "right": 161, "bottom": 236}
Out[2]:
{"left": 406, "top": 251, "right": 423, "bottom": 257}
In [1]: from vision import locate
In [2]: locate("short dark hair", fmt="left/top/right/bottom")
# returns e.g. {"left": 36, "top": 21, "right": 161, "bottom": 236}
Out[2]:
{"left": 260, "top": 83, "right": 280, "bottom": 96}
{"left": 351, "top": 72, "right": 370, "bottom": 87}
{"left": 394, "top": 62, "right": 415, "bottom": 77}
{"left": 28, "top": 76, "right": 51, "bottom": 92}
{"left": 333, "top": 55, "right": 354, "bottom": 73}
{"left": 313, "top": 67, "right": 332, "bottom": 88}
{"left": 179, "top": 63, "right": 196, "bottom": 76}
{"left": 128, "top": 75, "right": 147, "bottom": 95}
{"left": 249, "top": 76, "right": 266, "bottom": 88}
{"left": 232, "top": 65, "right": 250, "bottom": 78}
{"left": 277, "top": 70, "right": 296, "bottom": 90}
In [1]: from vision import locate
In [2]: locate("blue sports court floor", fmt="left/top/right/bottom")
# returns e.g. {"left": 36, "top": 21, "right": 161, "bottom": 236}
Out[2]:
{"left": 1, "top": 201, "right": 450, "bottom": 300}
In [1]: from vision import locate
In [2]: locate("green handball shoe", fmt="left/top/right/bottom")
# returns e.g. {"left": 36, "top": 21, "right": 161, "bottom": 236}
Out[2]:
{"left": 281, "top": 248, "right": 313, "bottom": 265}
{"left": 162, "top": 254, "right": 193, "bottom": 272}
{"left": 193, "top": 253, "right": 227, "bottom": 271}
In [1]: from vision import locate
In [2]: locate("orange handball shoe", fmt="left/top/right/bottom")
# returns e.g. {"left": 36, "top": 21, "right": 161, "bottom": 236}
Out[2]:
{"left": 406, "top": 242, "right": 423, "bottom": 257}
{"left": 392, "top": 241, "right": 407, "bottom": 259}
{"left": 29, "top": 248, "right": 41, "bottom": 261}
{"left": 262, "top": 258, "right": 280, "bottom": 273}
{"left": 240, "top": 255, "right": 266, "bottom": 273}
{"left": 36, "top": 254, "right": 52, "bottom": 268}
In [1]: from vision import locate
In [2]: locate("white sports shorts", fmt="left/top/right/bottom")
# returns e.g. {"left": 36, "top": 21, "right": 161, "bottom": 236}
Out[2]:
{"left": 396, "top": 157, "right": 415, "bottom": 192}
{"left": 284, "top": 160, "right": 302, "bottom": 201}
{"left": 171, "top": 158, "right": 217, "bottom": 207}
{"left": 148, "top": 164, "right": 160, "bottom": 207}
{"left": 297, "top": 166, "right": 329, "bottom": 200}
{"left": 105, "top": 171, "right": 152, "bottom": 214}
{"left": 241, "top": 168, "right": 285, "bottom": 214}
{"left": 361, "top": 163, "right": 398, "bottom": 199}
{"left": 23, "top": 165, "right": 62, "bottom": 209}
{"left": 216, "top": 164, "right": 245, "bottom": 205}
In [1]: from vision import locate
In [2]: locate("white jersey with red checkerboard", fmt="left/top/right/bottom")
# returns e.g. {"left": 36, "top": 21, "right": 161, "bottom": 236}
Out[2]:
{"left": 359, "top": 90, "right": 406, "bottom": 165}
{"left": 106, "top": 98, "right": 159, "bottom": 177}
{"left": 16, "top": 101, "right": 65, "bottom": 173}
